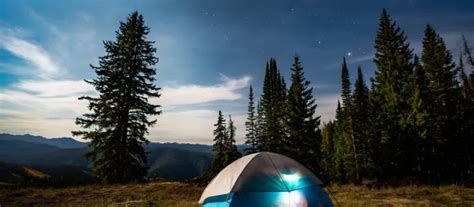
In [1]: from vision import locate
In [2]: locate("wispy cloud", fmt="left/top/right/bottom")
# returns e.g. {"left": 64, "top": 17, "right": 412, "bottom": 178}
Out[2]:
{"left": 150, "top": 109, "right": 247, "bottom": 144}
{"left": 159, "top": 75, "right": 251, "bottom": 107}
{"left": 0, "top": 75, "right": 251, "bottom": 143}
{"left": 14, "top": 80, "right": 94, "bottom": 97}
{"left": 0, "top": 33, "right": 60, "bottom": 78}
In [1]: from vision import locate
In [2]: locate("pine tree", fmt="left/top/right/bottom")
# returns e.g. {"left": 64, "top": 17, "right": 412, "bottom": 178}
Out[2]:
{"left": 73, "top": 12, "right": 161, "bottom": 183}
{"left": 260, "top": 58, "right": 286, "bottom": 153}
{"left": 224, "top": 115, "right": 242, "bottom": 165}
{"left": 339, "top": 57, "right": 359, "bottom": 182}
{"left": 244, "top": 86, "right": 258, "bottom": 153}
{"left": 206, "top": 110, "right": 227, "bottom": 178}
{"left": 255, "top": 100, "right": 265, "bottom": 151}
{"left": 333, "top": 101, "right": 346, "bottom": 181}
{"left": 341, "top": 58, "right": 352, "bottom": 109}
{"left": 421, "top": 25, "right": 458, "bottom": 180}
{"left": 352, "top": 67, "right": 372, "bottom": 178}
{"left": 372, "top": 8, "right": 414, "bottom": 178}
{"left": 284, "top": 56, "right": 322, "bottom": 172}
{"left": 404, "top": 55, "right": 430, "bottom": 180}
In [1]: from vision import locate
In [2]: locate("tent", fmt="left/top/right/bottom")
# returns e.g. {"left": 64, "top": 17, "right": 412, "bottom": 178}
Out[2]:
{"left": 199, "top": 152, "right": 333, "bottom": 207}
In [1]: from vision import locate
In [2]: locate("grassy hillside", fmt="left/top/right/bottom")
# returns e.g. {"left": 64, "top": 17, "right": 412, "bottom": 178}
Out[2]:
{"left": 0, "top": 139, "right": 212, "bottom": 180}
{"left": 1, "top": 181, "right": 473, "bottom": 206}
{"left": 147, "top": 147, "right": 212, "bottom": 180}
{"left": 0, "top": 162, "right": 92, "bottom": 186}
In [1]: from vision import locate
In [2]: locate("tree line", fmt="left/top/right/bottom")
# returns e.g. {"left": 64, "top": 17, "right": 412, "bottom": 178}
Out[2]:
{"left": 320, "top": 9, "right": 474, "bottom": 184}
{"left": 208, "top": 9, "right": 473, "bottom": 184}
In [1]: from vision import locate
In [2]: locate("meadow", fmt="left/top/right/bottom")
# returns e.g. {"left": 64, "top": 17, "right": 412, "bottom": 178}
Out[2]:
{"left": 1, "top": 181, "right": 473, "bottom": 207}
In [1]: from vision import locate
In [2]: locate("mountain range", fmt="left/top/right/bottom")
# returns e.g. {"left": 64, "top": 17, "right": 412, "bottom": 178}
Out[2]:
{"left": 0, "top": 133, "right": 220, "bottom": 183}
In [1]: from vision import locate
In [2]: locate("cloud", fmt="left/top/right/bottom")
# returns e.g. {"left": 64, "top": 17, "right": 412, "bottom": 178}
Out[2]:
{"left": 159, "top": 75, "right": 251, "bottom": 107}
{"left": 0, "top": 87, "right": 90, "bottom": 139}
{"left": 0, "top": 75, "right": 251, "bottom": 143}
{"left": 0, "top": 34, "right": 60, "bottom": 78}
{"left": 15, "top": 80, "right": 95, "bottom": 97}
{"left": 149, "top": 109, "right": 247, "bottom": 144}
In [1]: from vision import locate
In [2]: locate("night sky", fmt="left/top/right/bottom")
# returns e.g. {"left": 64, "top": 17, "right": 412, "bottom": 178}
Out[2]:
{"left": 1, "top": 0, "right": 473, "bottom": 143}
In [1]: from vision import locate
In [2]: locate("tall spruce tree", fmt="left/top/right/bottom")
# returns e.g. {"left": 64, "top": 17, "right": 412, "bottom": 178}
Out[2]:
{"left": 245, "top": 86, "right": 258, "bottom": 153}
{"left": 333, "top": 101, "right": 346, "bottom": 181}
{"left": 207, "top": 110, "right": 227, "bottom": 178}
{"left": 284, "top": 56, "right": 322, "bottom": 172}
{"left": 260, "top": 58, "right": 286, "bottom": 153}
{"left": 73, "top": 12, "right": 161, "bottom": 183}
{"left": 225, "top": 115, "right": 242, "bottom": 165}
{"left": 255, "top": 100, "right": 265, "bottom": 151}
{"left": 339, "top": 57, "right": 359, "bottom": 182}
{"left": 372, "top": 8, "right": 414, "bottom": 178}
{"left": 403, "top": 55, "right": 431, "bottom": 180}
{"left": 421, "top": 25, "right": 459, "bottom": 180}
{"left": 352, "top": 67, "right": 372, "bottom": 178}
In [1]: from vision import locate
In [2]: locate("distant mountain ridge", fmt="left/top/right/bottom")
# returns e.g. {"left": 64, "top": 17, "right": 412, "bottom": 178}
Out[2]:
{"left": 0, "top": 133, "right": 88, "bottom": 149}
{"left": 0, "top": 133, "right": 217, "bottom": 180}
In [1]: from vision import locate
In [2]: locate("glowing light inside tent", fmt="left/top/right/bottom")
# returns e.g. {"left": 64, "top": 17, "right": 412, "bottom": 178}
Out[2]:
{"left": 281, "top": 173, "right": 304, "bottom": 190}
{"left": 278, "top": 191, "right": 308, "bottom": 207}
{"left": 282, "top": 173, "right": 300, "bottom": 182}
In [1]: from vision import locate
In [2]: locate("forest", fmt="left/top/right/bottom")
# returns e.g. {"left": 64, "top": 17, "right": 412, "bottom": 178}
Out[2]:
{"left": 206, "top": 9, "right": 474, "bottom": 185}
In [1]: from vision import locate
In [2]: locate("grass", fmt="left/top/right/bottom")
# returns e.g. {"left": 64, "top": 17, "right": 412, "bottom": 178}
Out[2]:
{"left": 328, "top": 184, "right": 474, "bottom": 206}
{"left": 0, "top": 181, "right": 473, "bottom": 206}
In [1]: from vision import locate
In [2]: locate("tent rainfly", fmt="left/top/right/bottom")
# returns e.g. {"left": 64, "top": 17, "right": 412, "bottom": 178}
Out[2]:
{"left": 199, "top": 152, "right": 333, "bottom": 207}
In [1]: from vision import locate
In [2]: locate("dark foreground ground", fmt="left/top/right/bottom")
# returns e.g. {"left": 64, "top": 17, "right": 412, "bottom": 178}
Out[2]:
{"left": 0, "top": 181, "right": 473, "bottom": 206}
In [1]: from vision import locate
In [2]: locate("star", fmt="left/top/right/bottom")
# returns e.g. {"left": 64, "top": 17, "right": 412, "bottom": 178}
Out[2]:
{"left": 347, "top": 52, "right": 352, "bottom": 56}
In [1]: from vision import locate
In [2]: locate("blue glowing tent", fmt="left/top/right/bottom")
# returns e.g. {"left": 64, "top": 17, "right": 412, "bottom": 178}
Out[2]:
{"left": 199, "top": 152, "right": 333, "bottom": 207}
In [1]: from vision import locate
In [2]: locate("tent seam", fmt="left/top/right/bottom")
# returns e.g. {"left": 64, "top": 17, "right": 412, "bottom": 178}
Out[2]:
{"left": 265, "top": 152, "right": 291, "bottom": 192}
{"left": 228, "top": 152, "right": 261, "bottom": 193}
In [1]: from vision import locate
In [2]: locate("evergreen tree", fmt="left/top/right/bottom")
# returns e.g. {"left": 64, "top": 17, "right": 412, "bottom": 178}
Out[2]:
{"left": 244, "top": 86, "right": 258, "bottom": 153}
{"left": 333, "top": 101, "right": 346, "bottom": 181}
{"left": 421, "top": 25, "right": 458, "bottom": 180}
{"left": 371, "top": 8, "right": 414, "bottom": 178}
{"left": 403, "top": 55, "right": 430, "bottom": 180}
{"left": 255, "top": 100, "right": 265, "bottom": 151}
{"left": 284, "top": 56, "right": 322, "bottom": 172}
{"left": 352, "top": 67, "right": 372, "bottom": 178}
{"left": 339, "top": 57, "right": 359, "bottom": 182}
{"left": 341, "top": 58, "right": 352, "bottom": 108}
{"left": 73, "top": 12, "right": 160, "bottom": 183}
{"left": 260, "top": 58, "right": 286, "bottom": 153}
{"left": 207, "top": 110, "right": 227, "bottom": 178}
{"left": 224, "top": 115, "right": 242, "bottom": 165}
